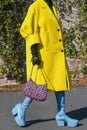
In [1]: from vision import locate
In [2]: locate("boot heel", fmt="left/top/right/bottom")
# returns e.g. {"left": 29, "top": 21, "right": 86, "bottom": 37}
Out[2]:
{"left": 67, "top": 119, "right": 79, "bottom": 127}
{"left": 12, "top": 106, "right": 18, "bottom": 116}
{"left": 56, "top": 120, "right": 65, "bottom": 126}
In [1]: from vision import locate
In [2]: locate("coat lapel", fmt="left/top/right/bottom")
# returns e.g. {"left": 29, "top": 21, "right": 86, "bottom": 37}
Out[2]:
{"left": 37, "top": 0, "right": 59, "bottom": 25}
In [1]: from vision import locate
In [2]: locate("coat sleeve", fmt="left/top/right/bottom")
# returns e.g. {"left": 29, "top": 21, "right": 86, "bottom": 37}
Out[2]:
{"left": 20, "top": 4, "right": 41, "bottom": 47}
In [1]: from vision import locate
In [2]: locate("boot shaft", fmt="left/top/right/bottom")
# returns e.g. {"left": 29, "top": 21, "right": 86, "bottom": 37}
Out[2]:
{"left": 55, "top": 91, "right": 65, "bottom": 112}
{"left": 22, "top": 97, "right": 32, "bottom": 109}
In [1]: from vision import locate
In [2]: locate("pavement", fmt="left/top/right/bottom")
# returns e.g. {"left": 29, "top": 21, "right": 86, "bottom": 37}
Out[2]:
{"left": 0, "top": 87, "right": 87, "bottom": 130}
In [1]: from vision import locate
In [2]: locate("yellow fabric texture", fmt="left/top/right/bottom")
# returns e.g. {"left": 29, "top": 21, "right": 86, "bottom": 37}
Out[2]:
{"left": 20, "top": 0, "right": 72, "bottom": 92}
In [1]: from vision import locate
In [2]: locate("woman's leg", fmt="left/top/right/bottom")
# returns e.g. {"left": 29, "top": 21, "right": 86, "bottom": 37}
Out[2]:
{"left": 55, "top": 91, "right": 78, "bottom": 127}
{"left": 12, "top": 96, "right": 32, "bottom": 127}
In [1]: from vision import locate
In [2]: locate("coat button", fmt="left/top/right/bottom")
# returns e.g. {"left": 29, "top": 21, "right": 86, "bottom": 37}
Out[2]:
{"left": 61, "top": 50, "right": 64, "bottom": 52}
{"left": 57, "top": 29, "right": 60, "bottom": 31}
{"left": 59, "top": 39, "right": 62, "bottom": 42}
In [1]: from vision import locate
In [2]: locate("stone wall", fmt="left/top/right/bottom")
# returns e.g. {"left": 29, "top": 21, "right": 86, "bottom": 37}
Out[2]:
{"left": 67, "top": 58, "right": 87, "bottom": 87}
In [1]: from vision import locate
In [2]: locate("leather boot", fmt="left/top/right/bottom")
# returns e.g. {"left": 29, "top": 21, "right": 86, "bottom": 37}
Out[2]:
{"left": 55, "top": 91, "right": 79, "bottom": 127}
{"left": 12, "top": 97, "right": 32, "bottom": 127}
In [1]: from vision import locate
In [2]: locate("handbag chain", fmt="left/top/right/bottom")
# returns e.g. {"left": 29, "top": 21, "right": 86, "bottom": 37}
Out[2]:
{"left": 29, "top": 65, "right": 47, "bottom": 84}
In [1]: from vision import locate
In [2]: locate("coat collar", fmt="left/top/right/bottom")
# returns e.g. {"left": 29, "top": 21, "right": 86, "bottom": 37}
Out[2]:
{"left": 37, "top": 0, "right": 49, "bottom": 8}
{"left": 37, "top": 0, "right": 56, "bottom": 9}
{"left": 37, "top": 0, "right": 59, "bottom": 24}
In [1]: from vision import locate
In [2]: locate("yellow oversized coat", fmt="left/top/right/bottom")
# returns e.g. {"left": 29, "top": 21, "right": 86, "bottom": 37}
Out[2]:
{"left": 20, "top": 0, "right": 72, "bottom": 92}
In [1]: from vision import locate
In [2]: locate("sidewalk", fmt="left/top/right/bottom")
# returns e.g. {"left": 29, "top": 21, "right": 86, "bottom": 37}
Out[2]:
{"left": 0, "top": 87, "right": 87, "bottom": 130}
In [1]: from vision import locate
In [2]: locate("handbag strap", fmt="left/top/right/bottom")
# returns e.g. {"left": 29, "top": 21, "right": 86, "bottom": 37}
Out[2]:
{"left": 29, "top": 65, "right": 34, "bottom": 78}
{"left": 40, "top": 69, "right": 47, "bottom": 84}
{"left": 30, "top": 65, "right": 55, "bottom": 89}
{"left": 29, "top": 65, "right": 47, "bottom": 84}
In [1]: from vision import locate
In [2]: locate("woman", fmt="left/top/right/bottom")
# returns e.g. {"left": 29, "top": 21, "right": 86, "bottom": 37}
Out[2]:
{"left": 12, "top": 0, "right": 79, "bottom": 127}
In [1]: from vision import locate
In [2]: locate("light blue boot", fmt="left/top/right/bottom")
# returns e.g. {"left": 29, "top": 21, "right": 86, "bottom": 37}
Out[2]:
{"left": 12, "top": 97, "right": 32, "bottom": 127}
{"left": 55, "top": 91, "right": 79, "bottom": 127}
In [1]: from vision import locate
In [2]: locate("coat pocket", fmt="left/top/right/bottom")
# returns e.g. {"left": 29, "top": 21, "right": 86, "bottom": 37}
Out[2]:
{"left": 40, "top": 29, "right": 50, "bottom": 51}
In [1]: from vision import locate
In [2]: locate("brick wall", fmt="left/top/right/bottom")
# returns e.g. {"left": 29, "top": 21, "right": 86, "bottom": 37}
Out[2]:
{"left": 0, "top": 74, "right": 17, "bottom": 86}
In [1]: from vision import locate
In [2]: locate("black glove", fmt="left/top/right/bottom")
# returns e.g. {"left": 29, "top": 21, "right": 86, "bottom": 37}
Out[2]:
{"left": 31, "top": 44, "right": 41, "bottom": 65}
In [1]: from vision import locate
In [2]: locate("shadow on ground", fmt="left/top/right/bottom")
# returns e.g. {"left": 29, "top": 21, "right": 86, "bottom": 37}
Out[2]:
{"left": 24, "top": 107, "right": 87, "bottom": 127}
{"left": 25, "top": 118, "right": 55, "bottom": 127}
{"left": 67, "top": 107, "right": 87, "bottom": 121}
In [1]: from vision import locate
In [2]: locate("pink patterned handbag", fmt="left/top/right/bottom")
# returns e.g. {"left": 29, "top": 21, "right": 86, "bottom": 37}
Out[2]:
{"left": 23, "top": 67, "right": 47, "bottom": 101}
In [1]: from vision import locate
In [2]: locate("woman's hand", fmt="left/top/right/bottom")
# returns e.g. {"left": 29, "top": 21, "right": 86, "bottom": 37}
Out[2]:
{"left": 31, "top": 43, "right": 41, "bottom": 65}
